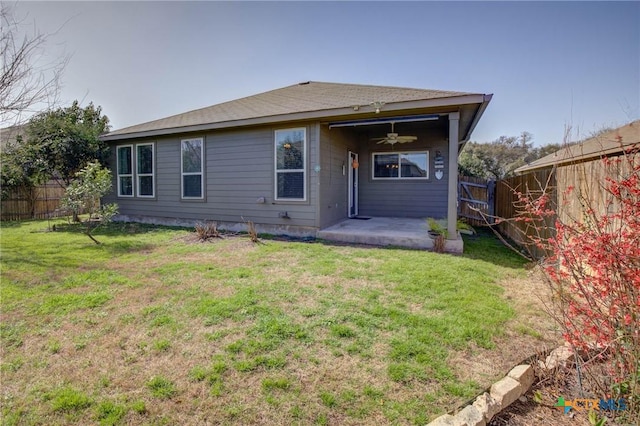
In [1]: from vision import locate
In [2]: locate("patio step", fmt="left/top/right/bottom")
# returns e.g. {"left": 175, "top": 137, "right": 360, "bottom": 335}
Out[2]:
{"left": 317, "top": 228, "right": 434, "bottom": 250}
{"left": 316, "top": 217, "right": 463, "bottom": 253}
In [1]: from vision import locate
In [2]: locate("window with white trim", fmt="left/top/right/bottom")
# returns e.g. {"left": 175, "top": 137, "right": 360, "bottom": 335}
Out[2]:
{"left": 181, "top": 138, "right": 204, "bottom": 199}
{"left": 136, "top": 143, "right": 155, "bottom": 197}
{"left": 275, "top": 128, "right": 306, "bottom": 200}
{"left": 117, "top": 145, "right": 133, "bottom": 196}
{"left": 372, "top": 151, "right": 429, "bottom": 179}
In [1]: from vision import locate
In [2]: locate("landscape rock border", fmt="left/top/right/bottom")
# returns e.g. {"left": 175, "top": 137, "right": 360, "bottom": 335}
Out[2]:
{"left": 427, "top": 344, "right": 574, "bottom": 426}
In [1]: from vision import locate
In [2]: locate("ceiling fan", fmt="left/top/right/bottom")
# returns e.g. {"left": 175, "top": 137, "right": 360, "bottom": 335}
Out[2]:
{"left": 371, "top": 122, "right": 417, "bottom": 146}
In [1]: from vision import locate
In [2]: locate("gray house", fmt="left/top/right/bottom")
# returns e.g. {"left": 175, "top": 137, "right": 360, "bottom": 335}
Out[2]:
{"left": 102, "top": 82, "right": 492, "bottom": 248}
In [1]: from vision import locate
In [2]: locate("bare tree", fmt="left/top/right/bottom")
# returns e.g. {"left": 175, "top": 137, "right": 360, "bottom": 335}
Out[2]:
{"left": 1, "top": 2, "right": 68, "bottom": 126}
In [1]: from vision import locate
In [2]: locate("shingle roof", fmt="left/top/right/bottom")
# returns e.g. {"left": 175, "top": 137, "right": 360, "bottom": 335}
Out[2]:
{"left": 103, "top": 81, "right": 476, "bottom": 139}
{"left": 0, "top": 124, "right": 26, "bottom": 149}
{"left": 515, "top": 120, "right": 640, "bottom": 173}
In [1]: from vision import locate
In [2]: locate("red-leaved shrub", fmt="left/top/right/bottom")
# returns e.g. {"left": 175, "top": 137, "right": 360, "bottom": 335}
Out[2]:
{"left": 513, "top": 147, "right": 639, "bottom": 420}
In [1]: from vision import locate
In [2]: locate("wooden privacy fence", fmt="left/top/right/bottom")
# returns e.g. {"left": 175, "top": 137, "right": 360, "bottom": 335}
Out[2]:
{"left": 460, "top": 151, "right": 636, "bottom": 258}
{"left": 458, "top": 171, "right": 556, "bottom": 258}
{"left": 494, "top": 169, "right": 556, "bottom": 259}
{"left": 1, "top": 181, "right": 67, "bottom": 221}
{"left": 458, "top": 175, "right": 495, "bottom": 226}
{"left": 555, "top": 154, "right": 639, "bottom": 226}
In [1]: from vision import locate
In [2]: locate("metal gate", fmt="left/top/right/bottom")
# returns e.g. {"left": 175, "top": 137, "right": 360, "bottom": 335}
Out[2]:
{"left": 458, "top": 175, "right": 495, "bottom": 226}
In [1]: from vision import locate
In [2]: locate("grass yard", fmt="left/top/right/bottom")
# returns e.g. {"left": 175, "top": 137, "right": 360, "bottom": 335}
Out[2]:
{"left": 0, "top": 220, "right": 556, "bottom": 425}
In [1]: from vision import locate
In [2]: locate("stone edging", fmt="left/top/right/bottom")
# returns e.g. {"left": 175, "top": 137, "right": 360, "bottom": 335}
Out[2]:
{"left": 426, "top": 345, "right": 574, "bottom": 426}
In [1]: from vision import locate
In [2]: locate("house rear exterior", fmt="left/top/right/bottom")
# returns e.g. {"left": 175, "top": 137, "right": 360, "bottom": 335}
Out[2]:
{"left": 101, "top": 82, "right": 492, "bottom": 239}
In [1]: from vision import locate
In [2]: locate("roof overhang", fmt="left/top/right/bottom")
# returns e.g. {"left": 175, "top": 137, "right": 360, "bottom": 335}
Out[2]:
{"left": 101, "top": 93, "right": 491, "bottom": 142}
{"left": 328, "top": 114, "right": 441, "bottom": 128}
{"left": 462, "top": 94, "right": 492, "bottom": 143}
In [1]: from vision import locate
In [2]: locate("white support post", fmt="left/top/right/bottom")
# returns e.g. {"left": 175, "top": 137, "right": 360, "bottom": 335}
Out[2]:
{"left": 447, "top": 112, "right": 460, "bottom": 240}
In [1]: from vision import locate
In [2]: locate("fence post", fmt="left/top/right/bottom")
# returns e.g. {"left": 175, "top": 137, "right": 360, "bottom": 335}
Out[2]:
{"left": 487, "top": 180, "right": 496, "bottom": 224}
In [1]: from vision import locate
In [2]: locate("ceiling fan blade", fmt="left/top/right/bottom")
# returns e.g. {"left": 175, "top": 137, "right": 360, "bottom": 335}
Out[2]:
{"left": 397, "top": 136, "right": 418, "bottom": 142}
{"left": 370, "top": 122, "right": 416, "bottom": 145}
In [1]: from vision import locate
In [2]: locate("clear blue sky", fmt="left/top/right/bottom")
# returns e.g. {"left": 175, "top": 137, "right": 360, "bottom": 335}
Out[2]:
{"left": 12, "top": 1, "right": 640, "bottom": 145}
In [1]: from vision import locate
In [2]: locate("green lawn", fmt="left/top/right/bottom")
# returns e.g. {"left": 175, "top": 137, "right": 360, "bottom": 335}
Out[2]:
{"left": 0, "top": 220, "right": 530, "bottom": 425}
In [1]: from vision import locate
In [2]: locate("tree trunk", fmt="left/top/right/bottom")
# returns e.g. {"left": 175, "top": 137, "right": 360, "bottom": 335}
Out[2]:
{"left": 85, "top": 230, "right": 100, "bottom": 245}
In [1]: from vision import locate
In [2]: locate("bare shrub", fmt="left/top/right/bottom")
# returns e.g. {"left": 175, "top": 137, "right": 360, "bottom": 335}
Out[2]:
{"left": 433, "top": 234, "right": 445, "bottom": 253}
{"left": 246, "top": 220, "right": 259, "bottom": 243}
{"left": 194, "top": 221, "right": 220, "bottom": 241}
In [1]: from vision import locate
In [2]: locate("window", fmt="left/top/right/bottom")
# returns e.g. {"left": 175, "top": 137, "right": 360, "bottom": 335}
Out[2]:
{"left": 116, "top": 143, "right": 155, "bottom": 198}
{"left": 373, "top": 152, "right": 429, "bottom": 179}
{"left": 275, "top": 128, "right": 306, "bottom": 200}
{"left": 117, "top": 145, "right": 133, "bottom": 196}
{"left": 137, "top": 143, "right": 155, "bottom": 197}
{"left": 181, "top": 138, "right": 204, "bottom": 199}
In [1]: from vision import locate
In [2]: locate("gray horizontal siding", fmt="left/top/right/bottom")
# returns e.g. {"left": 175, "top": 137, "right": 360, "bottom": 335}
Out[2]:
{"left": 312, "top": 124, "right": 452, "bottom": 226}
{"left": 357, "top": 132, "right": 450, "bottom": 219}
{"left": 101, "top": 121, "right": 452, "bottom": 229}
{"left": 105, "top": 124, "right": 319, "bottom": 229}
{"left": 318, "top": 126, "right": 358, "bottom": 228}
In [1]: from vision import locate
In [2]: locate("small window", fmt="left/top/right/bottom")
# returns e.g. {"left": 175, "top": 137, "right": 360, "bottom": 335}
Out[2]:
{"left": 181, "top": 138, "right": 204, "bottom": 199}
{"left": 373, "top": 152, "right": 429, "bottom": 180}
{"left": 137, "top": 143, "right": 155, "bottom": 197}
{"left": 275, "top": 128, "right": 306, "bottom": 200}
{"left": 117, "top": 145, "right": 133, "bottom": 196}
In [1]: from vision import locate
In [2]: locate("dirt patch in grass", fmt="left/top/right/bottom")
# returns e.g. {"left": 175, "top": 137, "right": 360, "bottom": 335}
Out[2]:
{"left": 450, "top": 268, "right": 562, "bottom": 391}
{"left": 441, "top": 266, "right": 575, "bottom": 424}
{"left": 177, "top": 231, "right": 255, "bottom": 245}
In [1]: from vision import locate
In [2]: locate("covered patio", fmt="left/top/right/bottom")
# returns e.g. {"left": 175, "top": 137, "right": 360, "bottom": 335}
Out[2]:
{"left": 316, "top": 217, "right": 463, "bottom": 253}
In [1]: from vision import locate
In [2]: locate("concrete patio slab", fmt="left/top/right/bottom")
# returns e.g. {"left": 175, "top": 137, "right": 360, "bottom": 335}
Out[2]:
{"left": 316, "top": 217, "right": 464, "bottom": 253}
